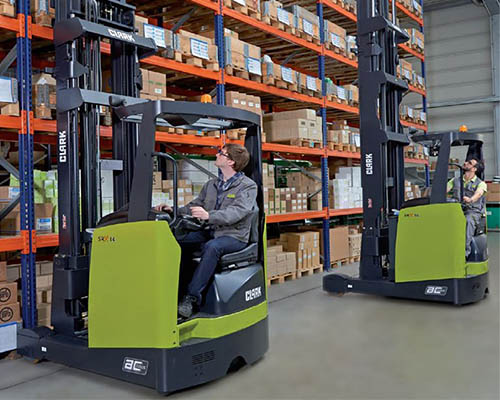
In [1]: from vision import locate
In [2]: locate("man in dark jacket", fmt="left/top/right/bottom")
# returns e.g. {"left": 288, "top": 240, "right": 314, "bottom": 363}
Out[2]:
{"left": 156, "top": 143, "right": 257, "bottom": 318}
{"left": 447, "top": 157, "right": 487, "bottom": 258}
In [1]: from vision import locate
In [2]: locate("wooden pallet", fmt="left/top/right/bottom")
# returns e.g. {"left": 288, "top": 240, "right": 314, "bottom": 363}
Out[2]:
{"left": 273, "top": 138, "right": 321, "bottom": 148}
{"left": 330, "top": 143, "right": 351, "bottom": 152}
{"left": 348, "top": 255, "right": 360, "bottom": 264}
{"left": 174, "top": 51, "right": 219, "bottom": 71}
{"left": 330, "top": 257, "right": 352, "bottom": 268}
{"left": 296, "top": 264, "right": 323, "bottom": 278}
{"left": 275, "top": 78, "right": 298, "bottom": 92}
{"left": 327, "top": 95, "right": 349, "bottom": 105}
{"left": 267, "top": 271, "right": 296, "bottom": 286}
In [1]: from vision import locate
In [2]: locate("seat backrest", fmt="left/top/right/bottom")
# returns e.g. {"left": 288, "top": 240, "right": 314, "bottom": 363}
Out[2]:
{"left": 248, "top": 208, "right": 259, "bottom": 244}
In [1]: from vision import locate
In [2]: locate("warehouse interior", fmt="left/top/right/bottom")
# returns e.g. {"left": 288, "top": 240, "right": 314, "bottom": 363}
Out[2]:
{"left": 0, "top": 0, "right": 499, "bottom": 398}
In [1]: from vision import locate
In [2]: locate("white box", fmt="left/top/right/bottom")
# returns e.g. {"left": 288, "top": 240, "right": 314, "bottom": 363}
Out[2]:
{"left": 0, "top": 322, "right": 17, "bottom": 353}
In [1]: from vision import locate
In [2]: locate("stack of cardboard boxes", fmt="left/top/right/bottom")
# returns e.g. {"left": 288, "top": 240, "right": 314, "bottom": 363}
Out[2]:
{"left": 0, "top": 76, "right": 18, "bottom": 116}
{"left": 262, "top": 1, "right": 294, "bottom": 32}
{"left": 280, "top": 231, "right": 320, "bottom": 271}
{"left": 401, "top": 105, "right": 426, "bottom": 125}
{"left": 221, "top": 29, "right": 261, "bottom": 78}
{"left": 330, "top": 166, "right": 363, "bottom": 209}
{"left": 33, "top": 73, "right": 56, "bottom": 119}
{"left": 31, "top": 0, "right": 55, "bottom": 27}
{"left": 135, "top": 15, "right": 174, "bottom": 58}
{"left": 263, "top": 109, "right": 322, "bottom": 144}
{"left": 327, "top": 120, "right": 360, "bottom": 149}
{"left": 285, "top": 5, "right": 320, "bottom": 42}
{"left": 224, "top": 91, "right": 262, "bottom": 139}
{"left": 266, "top": 244, "right": 296, "bottom": 278}
{"left": 35, "top": 261, "right": 53, "bottom": 327}
{"left": 1, "top": 170, "right": 56, "bottom": 235}
{"left": 151, "top": 172, "right": 195, "bottom": 208}
{"left": 324, "top": 21, "right": 347, "bottom": 55}
{"left": 406, "top": 28, "right": 425, "bottom": 54}
{"left": 404, "top": 180, "right": 422, "bottom": 201}
{"left": 139, "top": 69, "right": 169, "bottom": 101}
{"left": 348, "top": 225, "right": 362, "bottom": 259}
{"left": 0, "top": 0, "right": 14, "bottom": 17}
{"left": 0, "top": 262, "right": 20, "bottom": 327}
{"left": 286, "top": 168, "right": 322, "bottom": 211}
{"left": 174, "top": 30, "right": 219, "bottom": 70}
{"left": 321, "top": 225, "right": 350, "bottom": 263}
{"left": 487, "top": 182, "right": 500, "bottom": 203}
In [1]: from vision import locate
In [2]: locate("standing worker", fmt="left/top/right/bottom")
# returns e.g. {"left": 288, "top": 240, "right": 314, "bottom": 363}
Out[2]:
{"left": 447, "top": 157, "right": 487, "bottom": 258}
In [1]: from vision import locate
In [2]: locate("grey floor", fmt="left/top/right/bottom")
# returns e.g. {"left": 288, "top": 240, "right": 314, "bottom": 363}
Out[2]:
{"left": 1, "top": 234, "right": 499, "bottom": 400}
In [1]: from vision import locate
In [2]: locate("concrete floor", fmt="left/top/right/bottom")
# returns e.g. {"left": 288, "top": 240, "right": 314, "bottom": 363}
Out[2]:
{"left": 0, "top": 233, "right": 498, "bottom": 400}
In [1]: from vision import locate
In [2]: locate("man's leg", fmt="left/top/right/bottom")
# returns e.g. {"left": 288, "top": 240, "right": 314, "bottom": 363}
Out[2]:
{"left": 187, "top": 236, "right": 247, "bottom": 305}
{"left": 465, "top": 213, "right": 480, "bottom": 257}
{"left": 177, "top": 230, "right": 211, "bottom": 299}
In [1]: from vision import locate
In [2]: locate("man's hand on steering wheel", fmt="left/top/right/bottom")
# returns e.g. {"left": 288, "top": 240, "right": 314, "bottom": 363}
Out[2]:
{"left": 154, "top": 203, "right": 172, "bottom": 213}
{"left": 190, "top": 206, "right": 209, "bottom": 220}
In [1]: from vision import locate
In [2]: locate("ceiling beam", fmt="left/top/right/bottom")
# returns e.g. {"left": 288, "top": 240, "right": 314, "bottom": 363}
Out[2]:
{"left": 424, "top": 0, "right": 472, "bottom": 12}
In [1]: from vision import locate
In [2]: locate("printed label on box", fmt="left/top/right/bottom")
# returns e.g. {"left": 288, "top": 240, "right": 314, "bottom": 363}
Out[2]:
{"left": 331, "top": 33, "right": 342, "bottom": 48}
{"left": 407, "top": 107, "right": 413, "bottom": 118}
{"left": 39, "top": 0, "right": 49, "bottom": 13}
{"left": 190, "top": 38, "right": 209, "bottom": 60}
{"left": 246, "top": 57, "right": 262, "bottom": 75}
{"left": 303, "top": 19, "right": 313, "bottom": 36}
{"left": 306, "top": 76, "right": 317, "bottom": 91}
{"left": 337, "top": 87, "right": 346, "bottom": 100}
{"left": 36, "top": 218, "right": 52, "bottom": 231}
{"left": 281, "top": 67, "right": 293, "bottom": 83}
{"left": 403, "top": 70, "right": 411, "bottom": 80}
{"left": 277, "top": 8, "right": 289, "bottom": 25}
{"left": 144, "top": 25, "right": 166, "bottom": 48}
{"left": 420, "top": 112, "right": 426, "bottom": 122}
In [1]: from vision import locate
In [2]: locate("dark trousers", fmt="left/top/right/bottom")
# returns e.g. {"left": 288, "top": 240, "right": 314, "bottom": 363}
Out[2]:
{"left": 465, "top": 212, "right": 482, "bottom": 257}
{"left": 178, "top": 230, "right": 246, "bottom": 304}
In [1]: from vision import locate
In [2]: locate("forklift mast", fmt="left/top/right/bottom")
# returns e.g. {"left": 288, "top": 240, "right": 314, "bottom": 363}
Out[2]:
{"left": 53, "top": 0, "right": 155, "bottom": 334}
{"left": 357, "top": 0, "right": 411, "bottom": 280}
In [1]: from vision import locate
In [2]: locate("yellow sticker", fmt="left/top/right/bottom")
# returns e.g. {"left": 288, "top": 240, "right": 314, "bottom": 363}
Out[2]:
{"left": 227, "top": 194, "right": 236, "bottom": 198}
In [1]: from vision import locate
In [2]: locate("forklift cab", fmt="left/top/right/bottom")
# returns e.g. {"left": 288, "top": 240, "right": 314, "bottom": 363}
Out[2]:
{"left": 410, "top": 131, "right": 488, "bottom": 263}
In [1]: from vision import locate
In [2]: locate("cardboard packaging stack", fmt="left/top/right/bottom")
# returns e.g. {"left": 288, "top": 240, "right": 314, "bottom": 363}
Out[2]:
{"left": 404, "top": 180, "right": 422, "bottom": 201}
{"left": 346, "top": 35, "right": 358, "bottom": 60}
{"left": 285, "top": 5, "right": 320, "bottom": 42}
{"left": 348, "top": 225, "right": 362, "bottom": 258}
{"left": 324, "top": 21, "right": 347, "bottom": 55}
{"left": 138, "top": 69, "right": 171, "bottom": 101}
{"left": 266, "top": 244, "right": 296, "bottom": 278}
{"left": 398, "top": 59, "right": 413, "bottom": 84}
{"left": 33, "top": 73, "right": 56, "bottom": 119}
{"left": 286, "top": 167, "right": 322, "bottom": 211}
{"left": 224, "top": 91, "right": 262, "bottom": 139}
{"left": 280, "top": 231, "right": 320, "bottom": 271}
{"left": 263, "top": 109, "right": 322, "bottom": 143}
{"left": 2, "top": 169, "right": 56, "bottom": 235}
{"left": 0, "top": 0, "right": 15, "bottom": 17}
{"left": 330, "top": 166, "right": 363, "bottom": 210}
{"left": 221, "top": 29, "right": 261, "bottom": 78}
{"left": 406, "top": 28, "right": 425, "bottom": 53}
{"left": 327, "top": 120, "right": 360, "bottom": 148}
{"left": 320, "top": 226, "right": 350, "bottom": 263}
{"left": 297, "top": 73, "right": 322, "bottom": 98}
{"left": 35, "top": 261, "right": 53, "bottom": 327}
{"left": 401, "top": 105, "right": 426, "bottom": 125}
{"left": 31, "top": 0, "right": 55, "bottom": 27}
{"left": 486, "top": 182, "right": 500, "bottom": 203}
{"left": 135, "top": 16, "right": 174, "bottom": 58}
{"left": 174, "top": 30, "right": 219, "bottom": 70}
{"left": 0, "top": 76, "right": 19, "bottom": 116}
{"left": 153, "top": 173, "right": 195, "bottom": 208}
{"left": 262, "top": 1, "right": 294, "bottom": 32}
{"left": 0, "top": 262, "right": 20, "bottom": 327}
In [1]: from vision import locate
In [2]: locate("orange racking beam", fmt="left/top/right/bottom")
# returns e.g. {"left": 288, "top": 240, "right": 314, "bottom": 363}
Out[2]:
{"left": 0, "top": 116, "right": 21, "bottom": 129}
{"left": 267, "top": 210, "right": 326, "bottom": 223}
{"left": 390, "top": 0, "right": 424, "bottom": 26}
{"left": 399, "top": 43, "right": 424, "bottom": 61}
{"left": 329, "top": 207, "right": 363, "bottom": 216}
{"left": 0, "top": 14, "right": 19, "bottom": 33}
{"left": 408, "top": 84, "right": 426, "bottom": 97}
{"left": 401, "top": 119, "right": 427, "bottom": 132}
{"left": 321, "top": 0, "right": 357, "bottom": 22}
{"left": 263, "top": 142, "right": 324, "bottom": 157}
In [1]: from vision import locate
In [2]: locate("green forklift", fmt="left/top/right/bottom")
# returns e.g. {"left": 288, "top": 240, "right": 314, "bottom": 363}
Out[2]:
{"left": 17, "top": 0, "right": 268, "bottom": 393}
{"left": 323, "top": 0, "right": 488, "bottom": 304}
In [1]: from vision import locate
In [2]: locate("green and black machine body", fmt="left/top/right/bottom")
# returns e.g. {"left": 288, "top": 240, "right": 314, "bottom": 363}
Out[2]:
{"left": 17, "top": 0, "right": 268, "bottom": 394}
{"left": 323, "top": 0, "right": 488, "bottom": 304}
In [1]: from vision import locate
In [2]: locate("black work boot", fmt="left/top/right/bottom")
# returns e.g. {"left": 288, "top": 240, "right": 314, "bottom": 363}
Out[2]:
{"left": 178, "top": 295, "right": 198, "bottom": 319}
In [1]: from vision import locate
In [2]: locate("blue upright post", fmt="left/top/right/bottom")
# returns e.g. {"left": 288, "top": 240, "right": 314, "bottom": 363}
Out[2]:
{"left": 419, "top": 0, "right": 430, "bottom": 186}
{"left": 18, "top": 0, "right": 37, "bottom": 328}
{"left": 215, "top": 4, "right": 225, "bottom": 106}
{"left": 318, "top": 1, "right": 331, "bottom": 271}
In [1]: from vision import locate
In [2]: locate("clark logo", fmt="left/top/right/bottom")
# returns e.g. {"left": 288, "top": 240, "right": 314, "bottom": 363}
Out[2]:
{"left": 245, "top": 287, "right": 262, "bottom": 302}
{"left": 97, "top": 235, "right": 117, "bottom": 243}
{"left": 58, "top": 130, "right": 67, "bottom": 163}
{"left": 403, "top": 212, "right": 420, "bottom": 218}
{"left": 108, "top": 28, "right": 135, "bottom": 43}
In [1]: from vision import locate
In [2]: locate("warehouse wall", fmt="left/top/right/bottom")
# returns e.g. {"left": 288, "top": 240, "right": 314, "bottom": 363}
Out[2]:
{"left": 423, "top": 2, "right": 496, "bottom": 178}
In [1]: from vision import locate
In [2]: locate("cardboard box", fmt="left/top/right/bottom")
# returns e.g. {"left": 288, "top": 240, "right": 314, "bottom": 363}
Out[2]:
{"left": 140, "top": 68, "right": 149, "bottom": 94}
{"left": 0, "top": 302, "right": 20, "bottom": 324}
{"left": 0, "top": 2, "right": 15, "bottom": 18}
{"left": 152, "top": 172, "right": 162, "bottom": 191}
{"left": 0, "top": 281, "right": 17, "bottom": 305}
{"left": 0, "top": 261, "right": 6, "bottom": 282}
{"left": 135, "top": 15, "right": 149, "bottom": 36}
{"left": 487, "top": 182, "right": 500, "bottom": 193}
{"left": 33, "top": 73, "right": 56, "bottom": 107}
{"left": 148, "top": 71, "right": 166, "bottom": 97}
{"left": 486, "top": 192, "right": 500, "bottom": 202}
{"left": 1, "top": 102, "right": 20, "bottom": 116}
{"left": 0, "top": 76, "right": 17, "bottom": 106}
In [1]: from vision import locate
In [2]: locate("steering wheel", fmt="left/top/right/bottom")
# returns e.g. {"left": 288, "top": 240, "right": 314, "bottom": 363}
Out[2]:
{"left": 175, "top": 214, "right": 206, "bottom": 230}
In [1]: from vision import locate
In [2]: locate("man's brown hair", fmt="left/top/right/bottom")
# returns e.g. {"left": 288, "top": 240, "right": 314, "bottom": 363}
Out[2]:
{"left": 224, "top": 143, "right": 250, "bottom": 172}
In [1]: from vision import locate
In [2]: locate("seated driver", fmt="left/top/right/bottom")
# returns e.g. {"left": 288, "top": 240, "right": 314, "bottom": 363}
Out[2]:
{"left": 447, "top": 157, "right": 487, "bottom": 258}
{"left": 156, "top": 143, "right": 257, "bottom": 318}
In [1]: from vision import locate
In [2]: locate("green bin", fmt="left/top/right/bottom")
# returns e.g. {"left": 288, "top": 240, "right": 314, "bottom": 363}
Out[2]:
{"left": 486, "top": 203, "right": 500, "bottom": 230}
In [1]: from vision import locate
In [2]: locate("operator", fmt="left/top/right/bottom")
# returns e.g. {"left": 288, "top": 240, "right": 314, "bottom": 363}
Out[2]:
{"left": 447, "top": 157, "right": 487, "bottom": 258}
{"left": 155, "top": 143, "right": 257, "bottom": 318}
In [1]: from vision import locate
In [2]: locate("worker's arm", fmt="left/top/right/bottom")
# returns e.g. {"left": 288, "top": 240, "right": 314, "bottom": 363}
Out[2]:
{"left": 178, "top": 182, "right": 208, "bottom": 216}
{"left": 207, "top": 182, "right": 257, "bottom": 226}
{"left": 464, "top": 182, "right": 487, "bottom": 203}
{"left": 447, "top": 178, "right": 454, "bottom": 193}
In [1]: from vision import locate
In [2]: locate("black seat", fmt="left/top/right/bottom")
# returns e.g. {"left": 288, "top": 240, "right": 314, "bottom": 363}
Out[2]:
{"left": 475, "top": 215, "right": 487, "bottom": 236}
{"left": 192, "top": 208, "right": 260, "bottom": 270}
{"left": 400, "top": 197, "right": 430, "bottom": 209}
